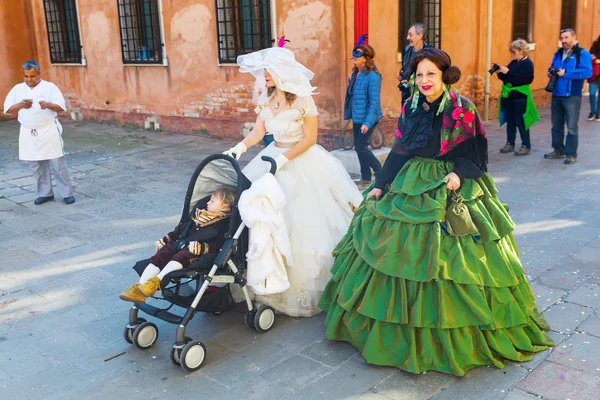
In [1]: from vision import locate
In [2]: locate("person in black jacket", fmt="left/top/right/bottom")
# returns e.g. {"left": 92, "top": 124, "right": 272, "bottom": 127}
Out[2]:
{"left": 396, "top": 23, "right": 433, "bottom": 103}
{"left": 495, "top": 39, "right": 537, "bottom": 156}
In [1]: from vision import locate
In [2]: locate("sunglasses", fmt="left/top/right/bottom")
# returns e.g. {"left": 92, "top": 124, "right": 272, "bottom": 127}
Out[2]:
{"left": 560, "top": 28, "right": 574, "bottom": 34}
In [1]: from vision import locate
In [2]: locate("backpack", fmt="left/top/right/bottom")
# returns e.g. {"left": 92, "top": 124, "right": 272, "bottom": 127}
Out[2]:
{"left": 556, "top": 45, "right": 582, "bottom": 68}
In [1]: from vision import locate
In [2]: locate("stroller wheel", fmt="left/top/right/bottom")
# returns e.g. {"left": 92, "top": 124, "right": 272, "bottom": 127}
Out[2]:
{"left": 123, "top": 318, "right": 147, "bottom": 344}
{"left": 132, "top": 322, "right": 159, "bottom": 350}
{"left": 244, "top": 310, "right": 256, "bottom": 329}
{"left": 179, "top": 341, "right": 207, "bottom": 372}
{"left": 123, "top": 326, "right": 134, "bottom": 344}
{"left": 254, "top": 305, "right": 275, "bottom": 333}
{"left": 170, "top": 347, "right": 182, "bottom": 366}
{"left": 170, "top": 336, "right": 193, "bottom": 366}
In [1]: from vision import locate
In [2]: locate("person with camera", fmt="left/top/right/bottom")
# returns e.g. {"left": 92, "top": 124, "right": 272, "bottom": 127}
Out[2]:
{"left": 396, "top": 23, "right": 433, "bottom": 103}
{"left": 493, "top": 39, "right": 539, "bottom": 156}
{"left": 544, "top": 29, "right": 593, "bottom": 165}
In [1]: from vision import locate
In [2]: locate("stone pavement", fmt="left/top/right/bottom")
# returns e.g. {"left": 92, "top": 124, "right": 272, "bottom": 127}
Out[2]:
{"left": 0, "top": 107, "right": 599, "bottom": 400}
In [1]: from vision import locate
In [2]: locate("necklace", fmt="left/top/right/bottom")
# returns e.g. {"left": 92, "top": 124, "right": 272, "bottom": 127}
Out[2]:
{"left": 274, "top": 93, "right": 284, "bottom": 110}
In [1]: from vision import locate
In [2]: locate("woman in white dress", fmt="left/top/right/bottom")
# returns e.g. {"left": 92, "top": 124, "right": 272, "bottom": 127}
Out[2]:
{"left": 224, "top": 46, "right": 363, "bottom": 317}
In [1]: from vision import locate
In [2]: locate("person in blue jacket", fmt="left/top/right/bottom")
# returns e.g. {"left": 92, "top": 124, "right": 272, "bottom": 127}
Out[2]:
{"left": 544, "top": 29, "right": 593, "bottom": 165}
{"left": 343, "top": 41, "right": 383, "bottom": 186}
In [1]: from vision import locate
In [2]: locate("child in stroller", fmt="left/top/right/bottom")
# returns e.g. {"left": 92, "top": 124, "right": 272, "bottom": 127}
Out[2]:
{"left": 122, "top": 154, "right": 278, "bottom": 373}
{"left": 119, "top": 187, "right": 235, "bottom": 303}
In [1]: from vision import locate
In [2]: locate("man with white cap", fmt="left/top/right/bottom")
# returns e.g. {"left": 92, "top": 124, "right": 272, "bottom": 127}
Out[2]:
{"left": 3, "top": 60, "right": 75, "bottom": 205}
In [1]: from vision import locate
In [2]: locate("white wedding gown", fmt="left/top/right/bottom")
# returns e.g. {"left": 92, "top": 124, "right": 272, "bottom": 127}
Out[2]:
{"left": 242, "top": 96, "right": 362, "bottom": 317}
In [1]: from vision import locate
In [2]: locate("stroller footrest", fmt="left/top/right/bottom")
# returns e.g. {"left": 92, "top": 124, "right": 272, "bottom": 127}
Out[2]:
{"left": 137, "top": 303, "right": 183, "bottom": 325}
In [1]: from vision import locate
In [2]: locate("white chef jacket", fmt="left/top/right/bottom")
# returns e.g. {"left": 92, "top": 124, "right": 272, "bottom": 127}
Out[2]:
{"left": 3, "top": 80, "right": 68, "bottom": 161}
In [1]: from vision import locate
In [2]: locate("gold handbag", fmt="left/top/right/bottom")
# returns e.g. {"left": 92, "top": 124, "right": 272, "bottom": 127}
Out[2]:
{"left": 445, "top": 191, "right": 478, "bottom": 237}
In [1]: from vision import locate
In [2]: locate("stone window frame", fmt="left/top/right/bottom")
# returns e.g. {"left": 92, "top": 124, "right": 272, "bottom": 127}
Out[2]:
{"left": 42, "top": 0, "right": 86, "bottom": 66}
{"left": 398, "top": 0, "right": 442, "bottom": 51}
{"left": 215, "top": 0, "right": 276, "bottom": 66}
{"left": 512, "top": 0, "right": 535, "bottom": 43}
{"left": 117, "top": 0, "right": 168, "bottom": 66}
{"left": 560, "top": 0, "right": 577, "bottom": 31}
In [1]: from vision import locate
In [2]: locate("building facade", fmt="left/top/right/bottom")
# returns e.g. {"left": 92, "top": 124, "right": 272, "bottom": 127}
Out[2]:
{"left": 1, "top": 1, "right": 599, "bottom": 143}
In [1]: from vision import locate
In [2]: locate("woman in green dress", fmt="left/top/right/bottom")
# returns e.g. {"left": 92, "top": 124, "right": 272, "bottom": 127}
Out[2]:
{"left": 318, "top": 48, "right": 554, "bottom": 376}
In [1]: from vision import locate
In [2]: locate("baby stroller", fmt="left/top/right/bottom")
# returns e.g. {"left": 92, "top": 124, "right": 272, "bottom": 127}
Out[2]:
{"left": 123, "top": 154, "right": 278, "bottom": 372}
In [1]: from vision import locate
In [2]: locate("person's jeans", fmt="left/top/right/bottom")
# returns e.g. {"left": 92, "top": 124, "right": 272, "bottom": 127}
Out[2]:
{"left": 353, "top": 121, "right": 382, "bottom": 181}
{"left": 263, "top": 134, "right": 274, "bottom": 147}
{"left": 502, "top": 97, "right": 531, "bottom": 148}
{"left": 551, "top": 96, "right": 582, "bottom": 156}
{"left": 589, "top": 83, "right": 600, "bottom": 116}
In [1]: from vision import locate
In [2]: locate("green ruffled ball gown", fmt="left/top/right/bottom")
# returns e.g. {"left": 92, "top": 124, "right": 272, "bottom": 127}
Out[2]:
{"left": 318, "top": 157, "right": 554, "bottom": 376}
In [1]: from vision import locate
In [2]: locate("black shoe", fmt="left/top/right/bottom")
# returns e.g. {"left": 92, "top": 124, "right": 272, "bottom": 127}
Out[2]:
{"left": 34, "top": 195, "right": 54, "bottom": 205}
{"left": 564, "top": 155, "right": 577, "bottom": 165}
{"left": 64, "top": 196, "right": 76, "bottom": 205}
{"left": 587, "top": 112, "right": 596, "bottom": 121}
{"left": 544, "top": 150, "right": 566, "bottom": 159}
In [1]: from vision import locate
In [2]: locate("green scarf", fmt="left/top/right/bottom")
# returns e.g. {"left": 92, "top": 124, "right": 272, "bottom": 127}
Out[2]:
{"left": 498, "top": 83, "right": 540, "bottom": 130}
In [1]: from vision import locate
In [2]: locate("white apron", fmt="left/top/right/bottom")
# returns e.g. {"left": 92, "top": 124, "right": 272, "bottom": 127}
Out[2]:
{"left": 19, "top": 119, "right": 65, "bottom": 161}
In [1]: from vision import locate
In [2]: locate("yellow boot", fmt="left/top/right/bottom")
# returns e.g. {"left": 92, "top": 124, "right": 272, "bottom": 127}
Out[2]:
{"left": 119, "top": 283, "right": 146, "bottom": 303}
{"left": 137, "top": 277, "right": 161, "bottom": 298}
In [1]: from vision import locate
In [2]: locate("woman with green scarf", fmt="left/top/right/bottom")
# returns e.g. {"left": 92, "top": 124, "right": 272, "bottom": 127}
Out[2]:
{"left": 318, "top": 48, "right": 553, "bottom": 376}
{"left": 496, "top": 39, "right": 539, "bottom": 156}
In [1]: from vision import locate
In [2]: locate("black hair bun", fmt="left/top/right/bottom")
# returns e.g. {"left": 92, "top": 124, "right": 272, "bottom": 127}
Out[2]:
{"left": 443, "top": 65, "right": 461, "bottom": 85}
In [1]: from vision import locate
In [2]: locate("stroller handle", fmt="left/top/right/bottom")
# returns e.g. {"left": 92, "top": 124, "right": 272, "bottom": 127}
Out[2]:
{"left": 261, "top": 156, "right": 277, "bottom": 175}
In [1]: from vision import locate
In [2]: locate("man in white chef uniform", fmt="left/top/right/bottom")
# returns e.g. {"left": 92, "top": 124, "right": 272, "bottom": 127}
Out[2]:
{"left": 3, "top": 60, "right": 75, "bottom": 205}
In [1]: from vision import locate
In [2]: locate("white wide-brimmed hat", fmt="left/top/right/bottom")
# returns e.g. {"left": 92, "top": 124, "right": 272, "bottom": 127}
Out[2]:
{"left": 237, "top": 47, "right": 317, "bottom": 97}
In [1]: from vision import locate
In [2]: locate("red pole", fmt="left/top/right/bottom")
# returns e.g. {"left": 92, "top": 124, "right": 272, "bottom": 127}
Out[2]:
{"left": 354, "top": 0, "right": 369, "bottom": 44}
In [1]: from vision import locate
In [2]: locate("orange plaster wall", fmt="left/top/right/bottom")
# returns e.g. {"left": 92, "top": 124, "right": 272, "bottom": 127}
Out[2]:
{"left": 0, "top": 1, "right": 35, "bottom": 108}
{"left": 20, "top": 0, "right": 345, "bottom": 133}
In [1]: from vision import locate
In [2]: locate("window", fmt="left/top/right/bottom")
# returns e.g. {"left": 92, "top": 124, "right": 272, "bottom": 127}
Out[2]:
{"left": 399, "top": 0, "right": 441, "bottom": 50}
{"left": 117, "top": 0, "right": 164, "bottom": 64}
{"left": 560, "top": 0, "right": 577, "bottom": 30}
{"left": 215, "top": 0, "right": 273, "bottom": 64}
{"left": 512, "top": 0, "right": 534, "bottom": 42}
{"left": 42, "top": 0, "right": 83, "bottom": 64}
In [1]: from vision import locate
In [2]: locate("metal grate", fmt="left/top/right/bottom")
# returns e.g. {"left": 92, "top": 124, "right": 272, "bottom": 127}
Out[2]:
{"left": 560, "top": 0, "right": 577, "bottom": 30}
{"left": 215, "top": 0, "right": 272, "bottom": 64}
{"left": 512, "top": 0, "right": 533, "bottom": 42}
{"left": 117, "top": 0, "right": 163, "bottom": 64}
{"left": 42, "top": 0, "right": 82, "bottom": 63}
{"left": 399, "top": 0, "right": 442, "bottom": 51}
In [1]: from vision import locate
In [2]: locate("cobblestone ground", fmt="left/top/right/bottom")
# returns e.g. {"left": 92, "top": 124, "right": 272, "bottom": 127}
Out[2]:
{"left": 0, "top": 107, "right": 599, "bottom": 400}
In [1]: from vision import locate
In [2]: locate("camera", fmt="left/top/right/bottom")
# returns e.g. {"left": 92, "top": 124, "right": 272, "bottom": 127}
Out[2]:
{"left": 545, "top": 68, "right": 559, "bottom": 93}
{"left": 488, "top": 63, "right": 500, "bottom": 74}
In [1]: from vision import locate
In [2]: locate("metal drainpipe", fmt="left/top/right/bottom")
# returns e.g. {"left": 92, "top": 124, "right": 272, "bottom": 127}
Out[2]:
{"left": 483, "top": 0, "right": 493, "bottom": 120}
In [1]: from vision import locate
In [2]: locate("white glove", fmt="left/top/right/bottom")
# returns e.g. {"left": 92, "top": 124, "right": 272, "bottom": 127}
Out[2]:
{"left": 275, "top": 154, "right": 289, "bottom": 172}
{"left": 223, "top": 142, "right": 247, "bottom": 160}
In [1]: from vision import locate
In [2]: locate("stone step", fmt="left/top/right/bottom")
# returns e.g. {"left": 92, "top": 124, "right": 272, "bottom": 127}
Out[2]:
{"left": 331, "top": 147, "right": 391, "bottom": 176}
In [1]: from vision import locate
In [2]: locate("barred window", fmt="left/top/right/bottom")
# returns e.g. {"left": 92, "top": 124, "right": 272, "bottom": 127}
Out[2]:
{"left": 216, "top": 0, "right": 273, "bottom": 64}
{"left": 42, "top": 0, "right": 82, "bottom": 64}
{"left": 117, "top": 0, "right": 164, "bottom": 64}
{"left": 512, "top": 0, "right": 534, "bottom": 42}
{"left": 399, "top": 0, "right": 442, "bottom": 51}
{"left": 560, "top": 0, "right": 577, "bottom": 30}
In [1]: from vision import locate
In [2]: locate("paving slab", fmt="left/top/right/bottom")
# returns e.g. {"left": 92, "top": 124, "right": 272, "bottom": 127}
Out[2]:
{"left": 547, "top": 333, "right": 600, "bottom": 376}
{"left": 0, "top": 113, "right": 599, "bottom": 398}
{"left": 543, "top": 302, "right": 593, "bottom": 334}
{"left": 517, "top": 361, "right": 600, "bottom": 400}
